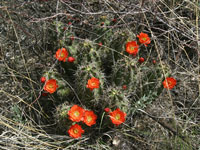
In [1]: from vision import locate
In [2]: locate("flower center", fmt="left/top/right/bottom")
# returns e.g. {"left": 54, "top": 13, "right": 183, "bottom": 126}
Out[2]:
{"left": 87, "top": 116, "right": 92, "bottom": 122}
{"left": 60, "top": 53, "right": 64, "bottom": 58}
{"left": 115, "top": 114, "right": 120, "bottom": 120}
{"left": 74, "top": 111, "right": 80, "bottom": 117}
{"left": 167, "top": 81, "right": 172, "bottom": 85}
{"left": 130, "top": 46, "right": 135, "bottom": 51}
{"left": 91, "top": 82, "right": 96, "bottom": 86}
{"left": 142, "top": 37, "right": 147, "bottom": 41}
{"left": 73, "top": 129, "right": 78, "bottom": 134}
{"left": 48, "top": 84, "right": 53, "bottom": 88}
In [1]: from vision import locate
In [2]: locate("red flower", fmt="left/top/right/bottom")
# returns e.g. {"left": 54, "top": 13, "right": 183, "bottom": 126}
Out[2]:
{"left": 86, "top": 77, "right": 100, "bottom": 91}
{"left": 137, "top": 32, "right": 151, "bottom": 46}
{"left": 104, "top": 108, "right": 110, "bottom": 113}
{"left": 43, "top": 79, "right": 58, "bottom": 94}
{"left": 70, "top": 36, "right": 74, "bottom": 41}
{"left": 68, "top": 105, "right": 85, "bottom": 122}
{"left": 98, "top": 42, "right": 102, "bottom": 47}
{"left": 122, "top": 85, "right": 127, "bottom": 90}
{"left": 68, "top": 22, "right": 72, "bottom": 25}
{"left": 68, "top": 124, "right": 84, "bottom": 138}
{"left": 138, "top": 57, "right": 145, "bottom": 63}
{"left": 109, "top": 108, "right": 126, "bottom": 125}
{"left": 55, "top": 48, "right": 68, "bottom": 62}
{"left": 163, "top": 77, "right": 176, "bottom": 89}
{"left": 41, "top": 92, "right": 48, "bottom": 96}
{"left": 40, "top": 76, "right": 46, "bottom": 83}
{"left": 112, "top": 18, "right": 117, "bottom": 22}
{"left": 68, "top": 57, "right": 75, "bottom": 63}
{"left": 153, "top": 60, "right": 156, "bottom": 64}
{"left": 101, "top": 22, "right": 104, "bottom": 26}
{"left": 126, "top": 41, "right": 139, "bottom": 56}
{"left": 83, "top": 110, "right": 97, "bottom": 126}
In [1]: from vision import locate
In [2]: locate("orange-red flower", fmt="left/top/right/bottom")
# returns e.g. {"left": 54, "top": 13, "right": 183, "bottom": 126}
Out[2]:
{"left": 55, "top": 48, "right": 68, "bottom": 62}
{"left": 163, "top": 77, "right": 177, "bottom": 89}
{"left": 126, "top": 41, "right": 139, "bottom": 56}
{"left": 43, "top": 79, "right": 58, "bottom": 94}
{"left": 86, "top": 77, "right": 100, "bottom": 91}
{"left": 109, "top": 108, "right": 126, "bottom": 125}
{"left": 68, "top": 105, "right": 85, "bottom": 122}
{"left": 137, "top": 32, "right": 151, "bottom": 46}
{"left": 68, "top": 124, "right": 84, "bottom": 138}
{"left": 83, "top": 110, "right": 97, "bottom": 126}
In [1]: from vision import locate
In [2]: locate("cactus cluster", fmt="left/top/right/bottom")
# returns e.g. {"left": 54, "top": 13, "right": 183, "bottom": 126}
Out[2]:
{"left": 40, "top": 17, "right": 174, "bottom": 138}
